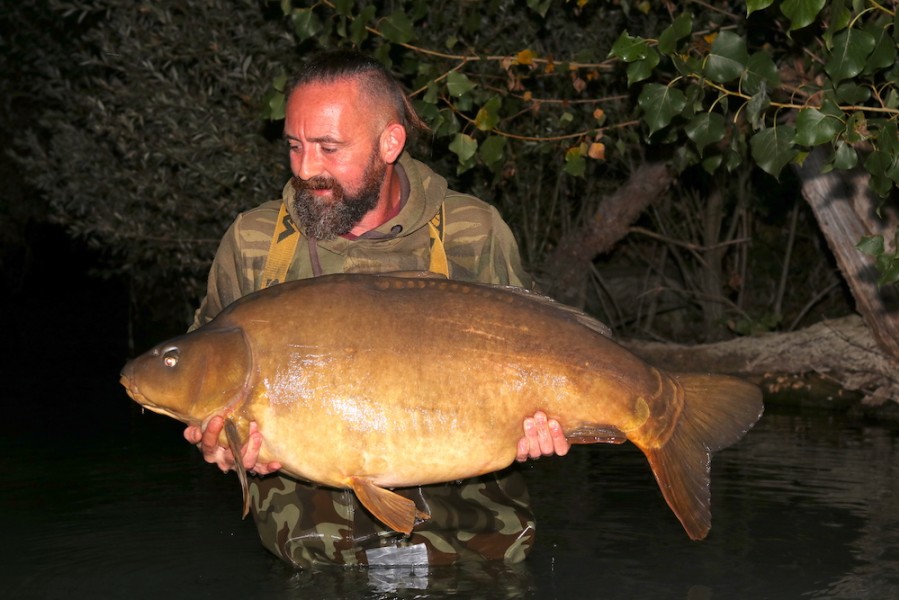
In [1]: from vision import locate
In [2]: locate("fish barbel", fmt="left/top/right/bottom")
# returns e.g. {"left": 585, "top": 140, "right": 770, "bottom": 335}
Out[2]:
{"left": 120, "top": 273, "right": 763, "bottom": 539}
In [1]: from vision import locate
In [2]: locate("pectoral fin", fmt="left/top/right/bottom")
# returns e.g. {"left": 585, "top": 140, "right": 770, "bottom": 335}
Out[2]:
{"left": 348, "top": 477, "right": 430, "bottom": 534}
{"left": 224, "top": 418, "right": 251, "bottom": 518}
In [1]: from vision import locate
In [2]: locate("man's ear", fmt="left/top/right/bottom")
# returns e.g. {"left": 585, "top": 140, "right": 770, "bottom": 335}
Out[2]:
{"left": 379, "top": 122, "right": 407, "bottom": 164}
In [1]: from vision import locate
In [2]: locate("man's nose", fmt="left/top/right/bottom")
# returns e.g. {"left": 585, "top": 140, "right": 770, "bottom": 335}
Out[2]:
{"left": 293, "top": 148, "right": 322, "bottom": 180}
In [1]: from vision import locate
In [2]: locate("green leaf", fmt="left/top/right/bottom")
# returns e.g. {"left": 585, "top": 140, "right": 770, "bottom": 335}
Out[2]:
{"left": 865, "top": 151, "right": 895, "bottom": 196}
{"left": 685, "top": 112, "right": 725, "bottom": 155}
{"left": 705, "top": 31, "right": 749, "bottom": 83}
{"left": 381, "top": 11, "right": 415, "bottom": 44}
{"left": 563, "top": 145, "right": 586, "bottom": 177}
{"left": 479, "top": 135, "right": 506, "bottom": 168}
{"left": 637, "top": 83, "right": 687, "bottom": 134}
{"left": 526, "top": 0, "right": 553, "bottom": 18}
{"left": 627, "top": 51, "right": 660, "bottom": 86}
{"left": 702, "top": 153, "right": 723, "bottom": 174}
{"left": 448, "top": 132, "right": 477, "bottom": 163}
{"left": 446, "top": 71, "right": 476, "bottom": 98}
{"left": 832, "top": 140, "right": 858, "bottom": 170}
{"left": 857, "top": 234, "right": 884, "bottom": 256}
{"left": 658, "top": 13, "right": 692, "bottom": 55}
{"left": 333, "top": 0, "right": 353, "bottom": 16}
{"left": 879, "top": 261, "right": 899, "bottom": 286}
{"left": 609, "top": 31, "right": 651, "bottom": 62}
{"left": 745, "top": 86, "right": 771, "bottom": 129}
{"left": 825, "top": 28, "right": 876, "bottom": 84}
{"left": 795, "top": 108, "right": 841, "bottom": 146}
{"left": 780, "top": 0, "right": 826, "bottom": 31}
{"left": 834, "top": 81, "right": 871, "bottom": 104}
{"left": 475, "top": 96, "right": 502, "bottom": 131}
{"left": 350, "top": 5, "right": 376, "bottom": 44}
{"left": 743, "top": 51, "right": 780, "bottom": 95}
{"left": 864, "top": 21, "right": 898, "bottom": 73}
{"left": 291, "top": 8, "right": 323, "bottom": 42}
{"left": 746, "top": 0, "right": 775, "bottom": 16}
{"left": 750, "top": 126, "right": 798, "bottom": 178}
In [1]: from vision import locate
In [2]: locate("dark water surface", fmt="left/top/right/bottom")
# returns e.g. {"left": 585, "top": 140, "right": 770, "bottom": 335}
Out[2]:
{"left": 2, "top": 236, "right": 898, "bottom": 599}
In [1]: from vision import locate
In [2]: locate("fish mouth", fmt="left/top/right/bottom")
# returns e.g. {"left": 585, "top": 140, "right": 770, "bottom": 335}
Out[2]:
{"left": 120, "top": 374, "right": 146, "bottom": 404}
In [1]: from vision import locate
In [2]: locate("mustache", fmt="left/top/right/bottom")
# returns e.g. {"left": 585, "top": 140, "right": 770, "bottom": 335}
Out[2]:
{"left": 295, "top": 176, "right": 337, "bottom": 191}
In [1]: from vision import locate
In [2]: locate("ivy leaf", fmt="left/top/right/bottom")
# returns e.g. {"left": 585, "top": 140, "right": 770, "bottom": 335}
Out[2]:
{"left": 479, "top": 135, "right": 506, "bottom": 168}
{"left": 526, "top": 0, "right": 553, "bottom": 18}
{"left": 835, "top": 81, "right": 871, "bottom": 104}
{"left": 750, "top": 126, "right": 798, "bottom": 178}
{"left": 475, "top": 96, "right": 502, "bottom": 131}
{"left": 564, "top": 145, "right": 586, "bottom": 177}
{"left": 864, "top": 21, "right": 897, "bottom": 73}
{"left": 857, "top": 234, "right": 884, "bottom": 256}
{"left": 627, "top": 50, "right": 660, "bottom": 86}
{"left": 685, "top": 112, "right": 725, "bottom": 155}
{"left": 746, "top": 0, "right": 774, "bottom": 15}
{"left": 825, "top": 28, "right": 876, "bottom": 84}
{"left": 795, "top": 108, "right": 841, "bottom": 146}
{"left": 381, "top": 11, "right": 415, "bottom": 44}
{"left": 780, "top": 0, "right": 825, "bottom": 31}
{"left": 332, "top": 0, "right": 353, "bottom": 16}
{"left": 745, "top": 85, "right": 770, "bottom": 129}
{"left": 446, "top": 71, "right": 476, "bottom": 98}
{"left": 865, "top": 151, "right": 895, "bottom": 196}
{"left": 350, "top": 5, "right": 376, "bottom": 45}
{"left": 832, "top": 140, "right": 858, "bottom": 170}
{"left": 743, "top": 51, "right": 780, "bottom": 95}
{"left": 637, "top": 83, "right": 687, "bottom": 134}
{"left": 449, "top": 132, "right": 477, "bottom": 164}
{"left": 291, "top": 8, "right": 323, "bottom": 42}
{"left": 609, "top": 31, "right": 651, "bottom": 62}
{"left": 658, "top": 13, "right": 692, "bottom": 56}
{"left": 704, "top": 31, "right": 749, "bottom": 83}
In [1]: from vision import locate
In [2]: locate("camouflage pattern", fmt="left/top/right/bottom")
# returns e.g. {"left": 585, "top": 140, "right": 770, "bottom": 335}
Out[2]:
{"left": 191, "top": 151, "right": 536, "bottom": 568}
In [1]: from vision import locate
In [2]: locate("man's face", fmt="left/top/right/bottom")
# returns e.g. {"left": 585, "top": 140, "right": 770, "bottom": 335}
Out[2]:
{"left": 284, "top": 79, "right": 388, "bottom": 239}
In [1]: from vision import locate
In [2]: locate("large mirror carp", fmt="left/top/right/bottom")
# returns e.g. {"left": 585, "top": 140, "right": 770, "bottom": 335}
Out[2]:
{"left": 121, "top": 273, "right": 763, "bottom": 540}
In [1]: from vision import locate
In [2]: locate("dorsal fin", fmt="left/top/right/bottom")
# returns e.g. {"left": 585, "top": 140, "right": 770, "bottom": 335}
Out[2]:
{"left": 495, "top": 285, "right": 614, "bottom": 339}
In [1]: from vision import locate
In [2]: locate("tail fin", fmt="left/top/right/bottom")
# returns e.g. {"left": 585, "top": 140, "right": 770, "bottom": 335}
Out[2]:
{"left": 643, "top": 373, "right": 763, "bottom": 540}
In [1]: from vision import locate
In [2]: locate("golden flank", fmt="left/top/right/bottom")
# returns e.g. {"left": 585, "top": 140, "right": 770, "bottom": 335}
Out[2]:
{"left": 121, "top": 273, "right": 763, "bottom": 539}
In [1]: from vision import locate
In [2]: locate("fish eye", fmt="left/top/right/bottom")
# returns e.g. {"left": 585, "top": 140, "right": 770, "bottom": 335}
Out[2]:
{"left": 162, "top": 347, "right": 179, "bottom": 368}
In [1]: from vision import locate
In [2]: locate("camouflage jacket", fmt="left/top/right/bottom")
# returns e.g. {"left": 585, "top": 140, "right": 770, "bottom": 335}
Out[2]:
{"left": 191, "top": 152, "right": 537, "bottom": 568}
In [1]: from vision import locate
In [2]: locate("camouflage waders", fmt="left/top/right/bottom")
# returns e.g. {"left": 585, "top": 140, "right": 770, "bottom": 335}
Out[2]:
{"left": 192, "top": 152, "right": 537, "bottom": 567}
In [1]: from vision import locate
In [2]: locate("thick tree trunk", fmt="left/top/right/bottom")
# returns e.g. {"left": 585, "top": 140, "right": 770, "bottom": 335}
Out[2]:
{"left": 544, "top": 161, "right": 674, "bottom": 307}
{"left": 794, "top": 149, "right": 899, "bottom": 360}
{"left": 623, "top": 314, "right": 899, "bottom": 405}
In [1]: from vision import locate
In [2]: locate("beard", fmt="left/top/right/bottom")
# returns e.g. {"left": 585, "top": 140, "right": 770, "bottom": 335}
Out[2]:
{"left": 290, "top": 155, "right": 386, "bottom": 240}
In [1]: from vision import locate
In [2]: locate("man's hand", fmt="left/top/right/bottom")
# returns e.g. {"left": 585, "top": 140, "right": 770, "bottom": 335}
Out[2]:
{"left": 183, "top": 416, "right": 282, "bottom": 475}
{"left": 516, "top": 410, "right": 570, "bottom": 462}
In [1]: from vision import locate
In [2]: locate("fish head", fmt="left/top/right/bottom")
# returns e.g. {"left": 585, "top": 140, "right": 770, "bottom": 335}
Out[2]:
{"left": 120, "top": 326, "right": 251, "bottom": 425}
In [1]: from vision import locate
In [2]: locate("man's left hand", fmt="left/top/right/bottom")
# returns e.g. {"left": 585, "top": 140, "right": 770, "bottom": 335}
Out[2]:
{"left": 516, "top": 410, "right": 570, "bottom": 462}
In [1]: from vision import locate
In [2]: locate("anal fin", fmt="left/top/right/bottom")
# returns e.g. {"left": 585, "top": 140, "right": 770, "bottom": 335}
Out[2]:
{"left": 224, "top": 418, "right": 251, "bottom": 518}
{"left": 348, "top": 476, "right": 430, "bottom": 534}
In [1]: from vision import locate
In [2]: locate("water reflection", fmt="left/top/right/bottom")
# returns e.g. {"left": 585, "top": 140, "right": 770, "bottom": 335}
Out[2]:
{"left": 2, "top": 391, "right": 897, "bottom": 599}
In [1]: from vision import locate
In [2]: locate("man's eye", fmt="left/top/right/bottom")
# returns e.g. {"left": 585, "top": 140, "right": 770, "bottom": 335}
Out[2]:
{"left": 288, "top": 143, "right": 301, "bottom": 153}
{"left": 322, "top": 146, "right": 338, "bottom": 154}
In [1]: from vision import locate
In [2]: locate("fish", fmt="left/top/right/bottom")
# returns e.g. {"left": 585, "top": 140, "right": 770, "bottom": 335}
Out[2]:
{"left": 120, "top": 272, "right": 763, "bottom": 540}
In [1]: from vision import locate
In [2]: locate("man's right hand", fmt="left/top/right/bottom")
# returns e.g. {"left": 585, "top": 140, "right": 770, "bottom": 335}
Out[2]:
{"left": 183, "top": 416, "right": 282, "bottom": 475}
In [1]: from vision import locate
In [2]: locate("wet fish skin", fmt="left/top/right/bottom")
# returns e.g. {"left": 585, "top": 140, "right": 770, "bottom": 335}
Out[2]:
{"left": 120, "top": 273, "right": 763, "bottom": 538}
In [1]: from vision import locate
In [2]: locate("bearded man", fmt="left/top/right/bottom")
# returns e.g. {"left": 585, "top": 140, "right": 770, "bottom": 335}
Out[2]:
{"left": 184, "top": 49, "right": 569, "bottom": 569}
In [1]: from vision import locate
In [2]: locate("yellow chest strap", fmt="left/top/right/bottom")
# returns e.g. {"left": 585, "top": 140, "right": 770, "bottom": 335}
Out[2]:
{"left": 261, "top": 202, "right": 449, "bottom": 288}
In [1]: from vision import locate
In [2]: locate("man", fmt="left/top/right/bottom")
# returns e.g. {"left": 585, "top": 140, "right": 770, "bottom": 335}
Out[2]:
{"left": 184, "top": 50, "right": 569, "bottom": 568}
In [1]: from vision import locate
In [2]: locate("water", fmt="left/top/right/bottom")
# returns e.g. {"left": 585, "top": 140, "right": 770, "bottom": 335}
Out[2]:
{"left": 2, "top": 361, "right": 897, "bottom": 599}
{"left": 3, "top": 237, "right": 898, "bottom": 599}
